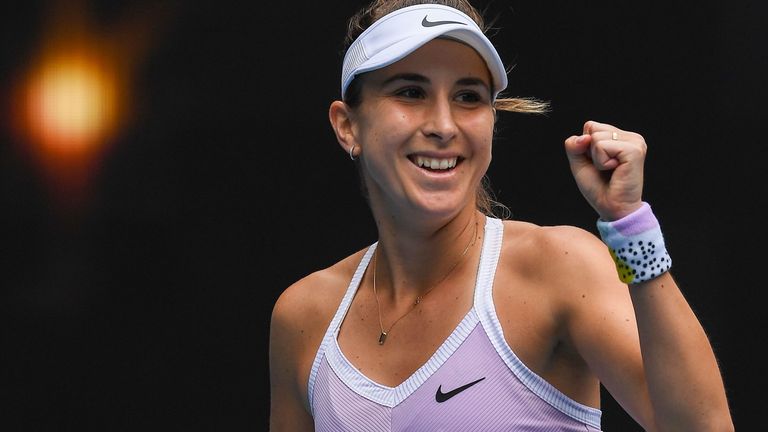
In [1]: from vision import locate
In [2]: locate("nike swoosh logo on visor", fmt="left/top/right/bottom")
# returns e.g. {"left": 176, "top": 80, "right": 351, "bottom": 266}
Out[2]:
{"left": 435, "top": 377, "right": 485, "bottom": 403}
{"left": 421, "top": 16, "right": 467, "bottom": 27}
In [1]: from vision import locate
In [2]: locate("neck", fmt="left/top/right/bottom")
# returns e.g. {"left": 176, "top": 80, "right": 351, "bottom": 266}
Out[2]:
{"left": 372, "top": 210, "right": 482, "bottom": 302}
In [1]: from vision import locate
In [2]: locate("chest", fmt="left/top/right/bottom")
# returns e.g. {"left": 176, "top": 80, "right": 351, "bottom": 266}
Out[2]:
{"left": 335, "top": 274, "right": 561, "bottom": 388}
{"left": 336, "top": 277, "right": 474, "bottom": 387}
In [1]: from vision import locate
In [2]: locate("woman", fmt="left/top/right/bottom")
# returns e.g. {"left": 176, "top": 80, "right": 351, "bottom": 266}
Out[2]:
{"left": 270, "top": 1, "right": 733, "bottom": 430}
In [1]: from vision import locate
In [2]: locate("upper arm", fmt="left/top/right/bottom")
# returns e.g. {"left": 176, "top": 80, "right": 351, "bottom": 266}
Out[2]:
{"left": 268, "top": 248, "right": 368, "bottom": 431}
{"left": 546, "top": 226, "right": 657, "bottom": 429}
{"left": 268, "top": 259, "right": 358, "bottom": 432}
{"left": 269, "top": 282, "right": 318, "bottom": 432}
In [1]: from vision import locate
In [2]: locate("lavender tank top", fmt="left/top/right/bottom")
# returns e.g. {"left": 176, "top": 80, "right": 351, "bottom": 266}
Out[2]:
{"left": 307, "top": 216, "right": 602, "bottom": 431}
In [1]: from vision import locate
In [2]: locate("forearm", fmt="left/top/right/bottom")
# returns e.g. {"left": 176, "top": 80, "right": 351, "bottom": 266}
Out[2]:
{"left": 630, "top": 272, "right": 733, "bottom": 431}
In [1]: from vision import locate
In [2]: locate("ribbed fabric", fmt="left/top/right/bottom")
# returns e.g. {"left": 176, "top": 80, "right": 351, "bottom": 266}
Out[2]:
{"left": 309, "top": 216, "right": 603, "bottom": 431}
{"left": 308, "top": 243, "right": 377, "bottom": 416}
{"left": 313, "top": 360, "right": 391, "bottom": 431}
{"left": 327, "top": 309, "right": 479, "bottom": 408}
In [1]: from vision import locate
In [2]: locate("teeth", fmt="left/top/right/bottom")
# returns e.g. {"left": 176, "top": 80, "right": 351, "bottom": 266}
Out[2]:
{"left": 416, "top": 156, "right": 458, "bottom": 170}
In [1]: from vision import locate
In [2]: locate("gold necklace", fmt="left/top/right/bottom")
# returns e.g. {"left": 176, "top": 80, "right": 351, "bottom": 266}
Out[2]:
{"left": 372, "top": 216, "right": 479, "bottom": 345}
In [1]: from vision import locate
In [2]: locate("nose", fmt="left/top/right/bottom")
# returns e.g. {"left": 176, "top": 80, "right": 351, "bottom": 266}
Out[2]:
{"left": 421, "top": 96, "right": 458, "bottom": 144}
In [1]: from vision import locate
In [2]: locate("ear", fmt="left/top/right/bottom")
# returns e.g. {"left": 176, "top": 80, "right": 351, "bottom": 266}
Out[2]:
{"left": 329, "top": 100, "right": 359, "bottom": 158}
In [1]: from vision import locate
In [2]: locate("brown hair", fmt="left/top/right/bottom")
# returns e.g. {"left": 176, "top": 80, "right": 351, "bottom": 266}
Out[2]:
{"left": 342, "top": 0, "right": 549, "bottom": 218}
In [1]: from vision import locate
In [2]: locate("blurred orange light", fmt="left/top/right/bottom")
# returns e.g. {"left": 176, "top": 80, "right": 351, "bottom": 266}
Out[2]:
{"left": 9, "top": 38, "right": 125, "bottom": 214}
{"left": 25, "top": 53, "right": 119, "bottom": 156}
{"left": 7, "top": 0, "right": 171, "bottom": 215}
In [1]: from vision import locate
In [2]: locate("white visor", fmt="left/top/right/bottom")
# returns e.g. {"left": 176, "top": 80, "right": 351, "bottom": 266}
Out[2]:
{"left": 341, "top": 4, "right": 508, "bottom": 100}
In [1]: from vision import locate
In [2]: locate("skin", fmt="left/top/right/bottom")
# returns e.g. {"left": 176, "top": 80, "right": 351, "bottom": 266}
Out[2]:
{"left": 269, "top": 38, "right": 734, "bottom": 431}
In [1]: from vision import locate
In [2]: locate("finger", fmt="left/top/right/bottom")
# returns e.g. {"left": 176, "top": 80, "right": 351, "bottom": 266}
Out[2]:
{"left": 593, "top": 130, "right": 641, "bottom": 144}
{"left": 590, "top": 141, "right": 620, "bottom": 170}
{"left": 583, "top": 120, "right": 622, "bottom": 136}
{"left": 564, "top": 134, "right": 594, "bottom": 169}
{"left": 564, "top": 134, "right": 591, "bottom": 157}
{"left": 590, "top": 138, "right": 647, "bottom": 172}
{"left": 564, "top": 134, "right": 602, "bottom": 188}
{"left": 593, "top": 130, "right": 621, "bottom": 143}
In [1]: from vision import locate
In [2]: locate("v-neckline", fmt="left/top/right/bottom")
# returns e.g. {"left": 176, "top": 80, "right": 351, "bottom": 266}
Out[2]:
{"left": 326, "top": 216, "right": 494, "bottom": 406}
{"left": 329, "top": 308, "right": 481, "bottom": 407}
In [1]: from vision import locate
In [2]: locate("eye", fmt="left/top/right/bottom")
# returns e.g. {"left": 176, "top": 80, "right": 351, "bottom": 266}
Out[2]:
{"left": 455, "top": 91, "right": 484, "bottom": 104}
{"left": 394, "top": 87, "right": 425, "bottom": 99}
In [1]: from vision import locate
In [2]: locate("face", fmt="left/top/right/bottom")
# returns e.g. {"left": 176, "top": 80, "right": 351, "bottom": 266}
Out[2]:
{"left": 347, "top": 38, "right": 495, "bottom": 221}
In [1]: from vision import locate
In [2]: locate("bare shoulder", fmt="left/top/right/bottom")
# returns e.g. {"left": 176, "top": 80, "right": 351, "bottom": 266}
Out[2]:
{"left": 496, "top": 219, "right": 627, "bottom": 311}
{"left": 499, "top": 219, "right": 613, "bottom": 280}
{"left": 497, "top": 218, "right": 637, "bottom": 341}
{"left": 271, "top": 247, "right": 368, "bottom": 346}
{"left": 269, "top": 246, "right": 370, "bottom": 411}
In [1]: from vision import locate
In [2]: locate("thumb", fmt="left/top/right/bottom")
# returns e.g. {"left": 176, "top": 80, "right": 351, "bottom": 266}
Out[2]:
{"left": 564, "top": 134, "right": 592, "bottom": 165}
{"left": 564, "top": 133, "right": 602, "bottom": 193}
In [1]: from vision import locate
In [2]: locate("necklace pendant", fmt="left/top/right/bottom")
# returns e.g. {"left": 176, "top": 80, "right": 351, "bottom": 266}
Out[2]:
{"left": 378, "top": 331, "right": 387, "bottom": 345}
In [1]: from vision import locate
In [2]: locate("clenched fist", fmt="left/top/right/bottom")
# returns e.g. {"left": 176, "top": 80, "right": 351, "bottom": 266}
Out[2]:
{"left": 564, "top": 120, "right": 647, "bottom": 221}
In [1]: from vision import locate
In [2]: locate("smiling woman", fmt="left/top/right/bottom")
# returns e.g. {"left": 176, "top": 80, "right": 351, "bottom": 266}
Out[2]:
{"left": 339, "top": 1, "right": 548, "bottom": 216}
{"left": 268, "top": 1, "right": 734, "bottom": 431}
{"left": 334, "top": 38, "right": 496, "bottom": 221}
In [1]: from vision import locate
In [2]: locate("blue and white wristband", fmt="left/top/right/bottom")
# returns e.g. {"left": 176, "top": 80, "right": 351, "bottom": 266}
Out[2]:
{"left": 596, "top": 202, "right": 672, "bottom": 284}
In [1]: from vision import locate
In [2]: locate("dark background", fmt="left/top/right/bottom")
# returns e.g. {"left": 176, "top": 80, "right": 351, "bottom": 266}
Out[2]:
{"left": 1, "top": 1, "right": 764, "bottom": 430}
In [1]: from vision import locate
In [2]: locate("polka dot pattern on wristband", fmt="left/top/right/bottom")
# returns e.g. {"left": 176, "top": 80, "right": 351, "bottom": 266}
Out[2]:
{"left": 596, "top": 202, "right": 672, "bottom": 285}
{"left": 608, "top": 240, "right": 672, "bottom": 284}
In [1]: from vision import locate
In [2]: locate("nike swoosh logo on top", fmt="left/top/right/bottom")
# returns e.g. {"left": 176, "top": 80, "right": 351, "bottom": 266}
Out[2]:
{"left": 435, "top": 377, "right": 486, "bottom": 403}
{"left": 421, "top": 16, "right": 467, "bottom": 27}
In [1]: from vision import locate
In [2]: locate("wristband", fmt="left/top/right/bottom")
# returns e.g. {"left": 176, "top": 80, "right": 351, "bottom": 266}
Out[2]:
{"left": 596, "top": 202, "right": 672, "bottom": 284}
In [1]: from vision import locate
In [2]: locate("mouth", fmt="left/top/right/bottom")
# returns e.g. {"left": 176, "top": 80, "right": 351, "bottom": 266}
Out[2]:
{"left": 409, "top": 155, "right": 461, "bottom": 171}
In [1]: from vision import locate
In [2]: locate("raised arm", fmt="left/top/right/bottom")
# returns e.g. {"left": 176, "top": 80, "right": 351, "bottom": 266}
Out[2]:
{"left": 563, "top": 121, "right": 733, "bottom": 431}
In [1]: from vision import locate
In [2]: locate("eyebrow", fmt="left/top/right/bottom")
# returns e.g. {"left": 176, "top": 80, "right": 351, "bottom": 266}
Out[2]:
{"left": 456, "top": 77, "right": 490, "bottom": 92}
{"left": 380, "top": 73, "right": 490, "bottom": 92}
{"left": 380, "top": 73, "right": 429, "bottom": 86}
